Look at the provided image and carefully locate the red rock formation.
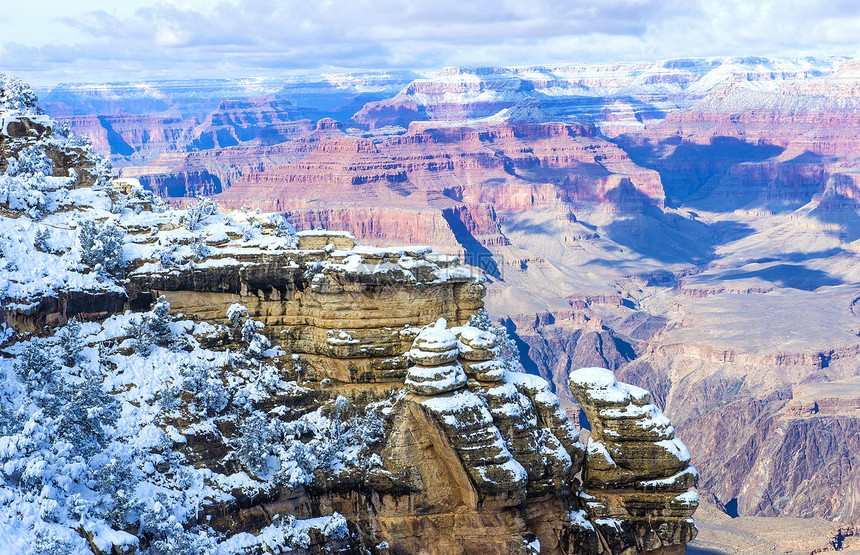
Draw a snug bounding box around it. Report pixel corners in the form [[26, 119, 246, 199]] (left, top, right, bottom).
[[191, 98, 310, 148], [206, 120, 661, 239], [57, 112, 196, 164], [350, 99, 427, 129]]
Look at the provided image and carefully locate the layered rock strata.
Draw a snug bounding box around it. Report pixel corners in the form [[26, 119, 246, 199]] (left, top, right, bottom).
[[570, 368, 699, 555], [125, 229, 698, 553], [405, 319, 468, 394], [127, 231, 484, 384]]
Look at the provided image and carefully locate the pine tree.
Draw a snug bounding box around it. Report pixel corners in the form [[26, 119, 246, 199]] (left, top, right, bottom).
[[14, 341, 60, 399], [181, 363, 229, 416], [124, 315, 156, 355], [78, 219, 125, 272], [147, 296, 173, 344], [93, 455, 141, 528], [467, 308, 493, 330], [57, 317, 84, 366], [182, 195, 217, 231], [124, 296, 174, 354], [467, 309, 521, 371], [5, 145, 53, 177], [0, 73, 42, 115], [226, 303, 270, 358], [55, 369, 120, 457], [269, 214, 298, 248], [236, 413, 273, 477], [33, 228, 51, 252]]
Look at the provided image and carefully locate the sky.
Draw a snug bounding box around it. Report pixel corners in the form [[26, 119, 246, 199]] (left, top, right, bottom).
[[2, 0, 860, 86]]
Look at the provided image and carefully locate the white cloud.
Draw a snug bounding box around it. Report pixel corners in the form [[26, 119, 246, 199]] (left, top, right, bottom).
[[1, 0, 859, 85]]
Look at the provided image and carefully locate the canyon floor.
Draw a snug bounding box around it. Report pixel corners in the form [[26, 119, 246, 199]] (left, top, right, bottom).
[[689, 494, 860, 555]]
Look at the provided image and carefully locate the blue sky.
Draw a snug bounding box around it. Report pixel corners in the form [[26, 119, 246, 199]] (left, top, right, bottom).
[[3, 0, 860, 86]]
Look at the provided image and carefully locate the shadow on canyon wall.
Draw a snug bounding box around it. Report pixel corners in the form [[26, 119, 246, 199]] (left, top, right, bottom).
[[441, 208, 501, 278], [598, 184, 756, 264], [616, 135, 788, 207], [712, 263, 843, 291]]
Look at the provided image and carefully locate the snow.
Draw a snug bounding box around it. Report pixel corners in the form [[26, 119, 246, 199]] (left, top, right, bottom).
[[569, 367, 640, 405], [675, 491, 700, 506], [570, 367, 617, 389], [421, 389, 489, 423], [412, 318, 459, 351], [213, 513, 348, 554], [326, 330, 360, 345], [407, 346, 459, 363], [594, 518, 625, 532], [600, 403, 673, 434], [655, 438, 692, 463], [569, 508, 595, 531], [638, 466, 699, 489], [406, 362, 467, 393], [85, 522, 138, 554], [452, 325, 498, 351]]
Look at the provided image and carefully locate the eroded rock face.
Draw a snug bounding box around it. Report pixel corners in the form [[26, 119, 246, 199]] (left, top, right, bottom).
[[405, 319, 468, 394], [124, 230, 484, 384], [124, 231, 698, 553], [570, 367, 699, 555], [131, 236, 698, 553]]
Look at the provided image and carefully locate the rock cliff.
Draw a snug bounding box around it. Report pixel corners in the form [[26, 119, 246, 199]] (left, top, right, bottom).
[[117, 225, 699, 553]]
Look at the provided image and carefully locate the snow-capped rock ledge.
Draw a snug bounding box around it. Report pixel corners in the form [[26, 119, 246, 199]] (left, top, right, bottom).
[[570, 367, 699, 554]]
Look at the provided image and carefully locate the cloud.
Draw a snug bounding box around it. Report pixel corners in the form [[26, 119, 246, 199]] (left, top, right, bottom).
[[2, 0, 860, 85]]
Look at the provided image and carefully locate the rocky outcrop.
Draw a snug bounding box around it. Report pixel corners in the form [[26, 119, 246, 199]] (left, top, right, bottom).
[[126, 231, 483, 383], [405, 320, 468, 394], [120, 225, 697, 552], [190, 98, 310, 149], [1, 76, 704, 554], [570, 368, 699, 554]]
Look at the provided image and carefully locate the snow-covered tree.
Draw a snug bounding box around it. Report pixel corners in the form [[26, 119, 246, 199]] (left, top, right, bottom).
[[0, 143, 56, 219], [236, 413, 275, 478], [268, 214, 298, 248], [0, 73, 42, 115], [93, 455, 142, 528], [57, 317, 84, 366], [78, 219, 125, 272], [468, 309, 522, 372], [54, 369, 120, 456], [226, 303, 270, 358], [14, 341, 60, 399], [190, 235, 209, 260], [242, 219, 262, 241], [467, 309, 493, 330], [147, 296, 172, 340], [181, 363, 229, 416], [124, 296, 174, 354], [5, 145, 53, 177], [124, 315, 156, 356], [138, 492, 216, 555], [182, 195, 217, 231], [33, 228, 51, 252], [32, 529, 76, 555]]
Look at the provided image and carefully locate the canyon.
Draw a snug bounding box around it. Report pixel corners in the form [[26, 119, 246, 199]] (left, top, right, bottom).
[[34, 57, 860, 552], [0, 103, 701, 553]]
